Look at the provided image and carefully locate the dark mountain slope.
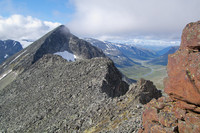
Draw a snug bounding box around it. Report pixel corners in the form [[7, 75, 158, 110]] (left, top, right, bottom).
[[0, 40, 23, 64]]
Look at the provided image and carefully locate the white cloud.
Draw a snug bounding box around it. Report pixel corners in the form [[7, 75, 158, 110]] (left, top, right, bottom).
[[0, 14, 61, 47], [68, 0, 200, 40]]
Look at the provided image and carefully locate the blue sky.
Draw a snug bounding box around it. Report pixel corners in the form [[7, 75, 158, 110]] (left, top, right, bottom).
[[0, 0, 74, 23], [0, 0, 200, 47]]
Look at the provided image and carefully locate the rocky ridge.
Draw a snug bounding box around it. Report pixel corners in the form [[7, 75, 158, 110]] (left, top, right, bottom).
[[0, 54, 162, 132], [0, 25, 162, 132], [139, 21, 200, 133]]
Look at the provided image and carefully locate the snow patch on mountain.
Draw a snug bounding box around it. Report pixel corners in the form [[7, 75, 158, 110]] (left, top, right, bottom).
[[9, 50, 27, 65], [4, 54, 8, 59], [54, 51, 76, 61], [0, 69, 12, 81]]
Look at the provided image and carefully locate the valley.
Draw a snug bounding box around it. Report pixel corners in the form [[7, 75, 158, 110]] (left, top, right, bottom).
[[118, 58, 167, 90]]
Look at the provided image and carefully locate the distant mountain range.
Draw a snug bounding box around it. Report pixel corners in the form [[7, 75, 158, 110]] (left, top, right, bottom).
[[85, 38, 179, 67], [0, 40, 23, 64], [85, 38, 159, 68], [147, 46, 179, 65], [85, 38, 140, 67], [156, 46, 176, 55], [0, 36, 178, 68]]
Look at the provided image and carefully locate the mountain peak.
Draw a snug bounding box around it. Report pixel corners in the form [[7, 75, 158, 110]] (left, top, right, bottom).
[[0, 26, 105, 79], [53, 24, 70, 34]]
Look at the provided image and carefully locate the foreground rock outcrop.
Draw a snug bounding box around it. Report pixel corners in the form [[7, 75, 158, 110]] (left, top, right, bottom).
[[140, 21, 200, 133], [165, 21, 200, 105]]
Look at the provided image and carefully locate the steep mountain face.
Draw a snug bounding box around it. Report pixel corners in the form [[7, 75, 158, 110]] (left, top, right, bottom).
[[0, 40, 23, 64], [139, 21, 200, 133], [147, 46, 179, 65], [85, 38, 140, 67]]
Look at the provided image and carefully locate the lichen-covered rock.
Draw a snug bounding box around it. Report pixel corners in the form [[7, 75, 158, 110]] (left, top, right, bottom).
[[164, 20, 200, 105], [180, 21, 200, 50], [140, 20, 200, 133], [140, 97, 200, 133]]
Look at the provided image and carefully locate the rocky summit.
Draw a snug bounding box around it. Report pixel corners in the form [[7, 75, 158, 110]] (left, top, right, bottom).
[[139, 21, 200, 133], [0, 25, 162, 132]]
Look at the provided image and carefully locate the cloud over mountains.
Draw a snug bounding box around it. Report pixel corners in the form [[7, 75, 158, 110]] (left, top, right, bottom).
[[0, 0, 199, 46], [68, 0, 200, 40], [0, 14, 60, 47]]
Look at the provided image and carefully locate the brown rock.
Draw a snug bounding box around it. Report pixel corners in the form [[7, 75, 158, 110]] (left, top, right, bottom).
[[175, 100, 196, 110], [165, 20, 200, 105], [157, 96, 173, 103], [142, 107, 159, 124], [140, 21, 200, 133], [138, 128, 144, 133], [194, 107, 200, 113], [178, 112, 200, 133], [180, 21, 200, 50], [158, 106, 177, 127], [150, 125, 169, 133], [174, 107, 186, 119]]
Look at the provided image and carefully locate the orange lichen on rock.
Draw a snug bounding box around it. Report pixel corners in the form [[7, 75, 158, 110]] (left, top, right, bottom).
[[165, 21, 200, 105], [140, 21, 200, 133]]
